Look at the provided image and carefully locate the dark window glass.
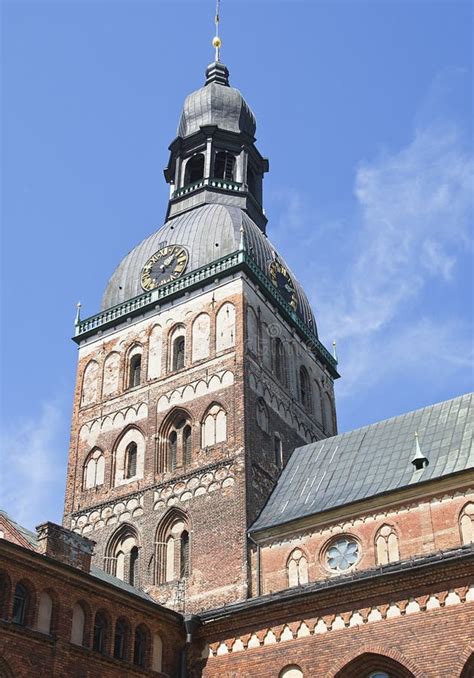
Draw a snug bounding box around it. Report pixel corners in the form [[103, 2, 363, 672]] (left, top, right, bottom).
[[299, 367, 311, 411], [113, 619, 127, 660], [185, 154, 205, 184], [12, 584, 28, 625], [274, 435, 283, 468], [274, 339, 286, 385], [125, 442, 137, 479], [180, 530, 190, 578], [169, 431, 177, 471], [214, 151, 235, 180], [183, 426, 192, 466], [173, 337, 185, 371], [93, 612, 107, 654], [129, 546, 139, 587], [247, 166, 257, 198], [133, 626, 147, 667], [129, 355, 141, 388]]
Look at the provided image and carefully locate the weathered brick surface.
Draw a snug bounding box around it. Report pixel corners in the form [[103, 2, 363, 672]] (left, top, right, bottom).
[[0, 540, 183, 677]]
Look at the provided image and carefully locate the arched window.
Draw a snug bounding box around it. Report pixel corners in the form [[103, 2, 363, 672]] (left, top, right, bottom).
[[216, 302, 236, 352], [460, 502, 474, 544], [201, 404, 227, 447], [287, 549, 309, 587], [36, 591, 53, 634], [256, 398, 269, 434], [12, 583, 29, 626], [184, 153, 205, 184], [129, 354, 142, 388], [274, 339, 287, 386], [214, 151, 235, 180], [192, 313, 211, 362], [125, 442, 138, 479], [83, 449, 105, 489], [71, 603, 86, 646], [113, 427, 145, 486], [103, 351, 120, 397], [93, 611, 108, 654], [172, 337, 186, 372], [81, 360, 99, 406], [134, 624, 148, 667], [274, 434, 283, 468], [155, 510, 191, 584], [148, 324, 162, 379], [261, 322, 272, 369], [375, 525, 400, 565], [246, 306, 259, 355], [113, 618, 129, 660], [152, 634, 163, 672], [299, 366, 312, 411], [183, 425, 192, 466], [158, 410, 193, 472], [105, 524, 140, 584]]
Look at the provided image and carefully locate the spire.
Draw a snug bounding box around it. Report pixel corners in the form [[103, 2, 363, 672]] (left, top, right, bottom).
[[206, 1, 229, 86], [411, 431, 429, 470], [212, 0, 222, 62]]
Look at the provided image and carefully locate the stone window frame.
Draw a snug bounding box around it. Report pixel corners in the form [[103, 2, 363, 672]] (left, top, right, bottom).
[[375, 524, 400, 565], [168, 324, 187, 373], [112, 425, 146, 487], [155, 508, 192, 585], [105, 523, 141, 585], [201, 402, 227, 449], [321, 534, 361, 574], [158, 408, 194, 473], [286, 547, 309, 588], [83, 448, 105, 490], [459, 501, 474, 545], [125, 344, 144, 391], [215, 301, 236, 354]]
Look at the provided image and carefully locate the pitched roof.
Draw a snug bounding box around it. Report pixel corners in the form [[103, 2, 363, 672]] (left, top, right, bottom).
[[251, 393, 474, 532], [0, 510, 38, 548]]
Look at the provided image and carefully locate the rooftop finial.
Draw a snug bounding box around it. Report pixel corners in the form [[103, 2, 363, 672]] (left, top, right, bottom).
[[212, 0, 222, 62], [75, 301, 82, 326], [412, 431, 429, 470], [332, 340, 338, 363]]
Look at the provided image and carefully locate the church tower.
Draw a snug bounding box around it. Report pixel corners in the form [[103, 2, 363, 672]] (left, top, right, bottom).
[[63, 47, 339, 612]]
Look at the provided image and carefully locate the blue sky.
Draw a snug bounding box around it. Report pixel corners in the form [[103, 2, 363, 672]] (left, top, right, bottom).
[[1, 0, 473, 530]]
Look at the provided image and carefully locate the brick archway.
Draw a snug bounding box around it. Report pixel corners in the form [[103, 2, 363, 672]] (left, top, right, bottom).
[[459, 651, 474, 678], [325, 644, 427, 678]]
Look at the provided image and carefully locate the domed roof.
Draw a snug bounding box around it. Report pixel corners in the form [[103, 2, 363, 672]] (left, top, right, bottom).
[[178, 62, 256, 139], [101, 204, 317, 335]]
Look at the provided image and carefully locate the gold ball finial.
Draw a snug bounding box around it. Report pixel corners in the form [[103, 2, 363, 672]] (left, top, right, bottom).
[[212, 36, 222, 49]]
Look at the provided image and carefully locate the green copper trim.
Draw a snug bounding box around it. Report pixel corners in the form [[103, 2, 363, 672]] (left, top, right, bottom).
[[74, 250, 339, 377], [173, 176, 242, 199]]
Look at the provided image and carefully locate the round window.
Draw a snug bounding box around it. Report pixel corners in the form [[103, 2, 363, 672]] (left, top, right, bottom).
[[325, 537, 360, 571]]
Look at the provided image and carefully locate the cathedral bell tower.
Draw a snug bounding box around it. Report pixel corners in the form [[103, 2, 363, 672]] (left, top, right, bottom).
[[63, 44, 339, 612]]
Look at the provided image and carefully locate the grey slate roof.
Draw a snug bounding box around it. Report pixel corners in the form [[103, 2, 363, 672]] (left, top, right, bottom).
[[251, 393, 474, 532], [101, 204, 318, 333], [90, 565, 155, 603], [178, 74, 256, 138]]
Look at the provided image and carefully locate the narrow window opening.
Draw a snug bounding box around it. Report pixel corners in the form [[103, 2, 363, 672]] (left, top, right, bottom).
[[12, 584, 28, 626], [129, 546, 139, 586], [129, 354, 141, 388], [183, 426, 192, 466], [133, 626, 147, 667], [274, 435, 283, 468], [173, 337, 185, 371], [169, 431, 177, 471], [214, 151, 235, 180], [93, 612, 107, 654], [113, 620, 127, 660], [180, 530, 190, 578], [125, 442, 137, 479], [185, 154, 205, 184]]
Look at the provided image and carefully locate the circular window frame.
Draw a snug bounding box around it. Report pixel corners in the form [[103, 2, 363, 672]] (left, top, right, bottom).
[[321, 534, 361, 574]]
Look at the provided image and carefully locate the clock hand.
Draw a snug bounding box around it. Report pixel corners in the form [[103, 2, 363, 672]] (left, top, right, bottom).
[[163, 255, 174, 266]]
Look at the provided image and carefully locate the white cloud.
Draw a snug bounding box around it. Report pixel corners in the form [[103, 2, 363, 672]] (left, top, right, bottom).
[[269, 83, 473, 403], [0, 400, 66, 530]]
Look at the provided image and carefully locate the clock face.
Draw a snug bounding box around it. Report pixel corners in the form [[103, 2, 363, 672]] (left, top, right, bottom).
[[268, 260, 298, 310], [141, 245, 189, 291]]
